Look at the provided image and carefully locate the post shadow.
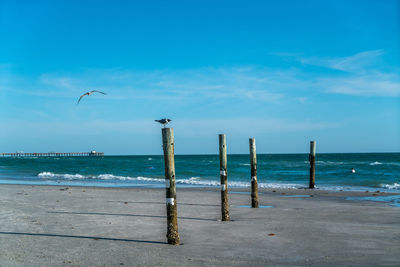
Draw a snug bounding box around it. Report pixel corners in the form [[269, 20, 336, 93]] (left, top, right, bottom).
[[107, 201, 219, 207], [47, 211, 217, 222], [0, 231, 166, 244]]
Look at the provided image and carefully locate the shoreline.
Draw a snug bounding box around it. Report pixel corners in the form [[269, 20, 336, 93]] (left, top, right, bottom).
[[1, 184, 399, 265], [2, 182, 399, 208], [1, 178, 399, 194], [2, 182, 399, 193]]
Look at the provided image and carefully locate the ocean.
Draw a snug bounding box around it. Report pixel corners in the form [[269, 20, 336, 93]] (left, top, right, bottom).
[[0, 153, 399, 192]]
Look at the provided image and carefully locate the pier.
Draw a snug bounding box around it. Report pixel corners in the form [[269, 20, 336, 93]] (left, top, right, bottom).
[[0, 151, 104, 157]]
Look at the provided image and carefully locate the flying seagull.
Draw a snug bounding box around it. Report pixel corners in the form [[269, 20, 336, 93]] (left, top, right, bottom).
[[77, 90, 107, 105], [155, 118, 171, 127]]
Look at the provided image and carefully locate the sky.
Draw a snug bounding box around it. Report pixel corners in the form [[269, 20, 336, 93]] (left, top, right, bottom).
[[0, 0, 399, 155]]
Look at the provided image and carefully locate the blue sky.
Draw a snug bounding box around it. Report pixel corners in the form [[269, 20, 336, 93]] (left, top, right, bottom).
[[0, 0, 399, 154]]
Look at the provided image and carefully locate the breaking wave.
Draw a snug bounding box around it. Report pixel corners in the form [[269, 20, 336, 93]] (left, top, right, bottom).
[[38, 172, 86, 180], [37, 172, 301, 189], [381, 183, 400, 190], [38, 172, 164, 183]]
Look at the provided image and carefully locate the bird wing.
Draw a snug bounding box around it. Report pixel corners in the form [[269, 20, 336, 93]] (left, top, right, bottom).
[[91, 90, 107, 95], [77, 93, 88, 104]]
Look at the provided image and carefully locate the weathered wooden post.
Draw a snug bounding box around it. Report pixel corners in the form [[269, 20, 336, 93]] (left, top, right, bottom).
[[162, 128, 180, 245], [249, 138, 259, 208], [219, 134, 230, 221], [309, 141, 316, 189]]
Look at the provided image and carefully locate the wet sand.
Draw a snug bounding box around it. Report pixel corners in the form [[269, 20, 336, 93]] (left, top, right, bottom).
[[0, 184, 399, 266]]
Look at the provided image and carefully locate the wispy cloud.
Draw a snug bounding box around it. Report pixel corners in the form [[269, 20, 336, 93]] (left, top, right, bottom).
[[2, 50, 399, 104], [322, 73, 400, 97], [273, 49, 400, 97], [4, 67, 292, 103], [40, 75, 76, 90], [299, 49, 385, 72], [296, 96, 308, 104]]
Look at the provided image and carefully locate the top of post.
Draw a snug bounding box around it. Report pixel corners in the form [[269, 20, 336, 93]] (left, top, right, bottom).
[[162, 127, 174, 140], [310, 141, 316, 155]]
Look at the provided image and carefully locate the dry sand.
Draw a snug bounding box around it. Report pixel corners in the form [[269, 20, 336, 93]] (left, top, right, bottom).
[[0, 184, 399, 266]]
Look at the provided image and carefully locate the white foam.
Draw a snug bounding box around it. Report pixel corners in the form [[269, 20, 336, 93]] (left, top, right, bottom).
[[36, 172, 302, 189], [63, 174, 86, 179], [97, 174, 119, 180], [38, 172, 164, 182], [176, 179, 301, 189], [258, 182, 302, 189], [370, 161, 383, 165], [381, 183, 400, 190], [100, 175, 164, 183], [38, 171, 400, 192], [38, 172, 55, 178], [38, 172, 86, 180]]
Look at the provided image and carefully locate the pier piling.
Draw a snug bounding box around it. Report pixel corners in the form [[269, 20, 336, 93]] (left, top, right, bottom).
[[219, 134, 230, 221], [162, 128, 180, 245], [309, 141, 316, 189], [249, 138, 259, 208]]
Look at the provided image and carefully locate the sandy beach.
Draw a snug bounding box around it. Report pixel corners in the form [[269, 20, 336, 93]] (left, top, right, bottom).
[[0, 184, 399, 266]]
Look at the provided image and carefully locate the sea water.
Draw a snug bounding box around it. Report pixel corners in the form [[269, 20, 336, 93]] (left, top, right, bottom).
[[0, 153, 398, 192]]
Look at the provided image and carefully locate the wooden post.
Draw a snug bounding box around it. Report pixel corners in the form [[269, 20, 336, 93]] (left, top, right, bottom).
[[219, 134, 230, 221], [249, 138, 259, 208], [162, 128, 180, 245], [309, 141, 316, 189]]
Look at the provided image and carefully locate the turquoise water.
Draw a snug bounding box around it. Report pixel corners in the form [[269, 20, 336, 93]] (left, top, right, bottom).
[[0, 153, 399, 192], [346, 195, 400, 208]]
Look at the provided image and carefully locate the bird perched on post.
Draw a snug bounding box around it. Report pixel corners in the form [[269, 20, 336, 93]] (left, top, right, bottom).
[[155, 118, 171, 127], [77, 90, 107, 105]]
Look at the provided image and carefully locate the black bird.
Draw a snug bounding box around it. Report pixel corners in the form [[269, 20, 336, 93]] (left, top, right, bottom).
[[155, 118, 171, 127], [77, 90, 107, 105]]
